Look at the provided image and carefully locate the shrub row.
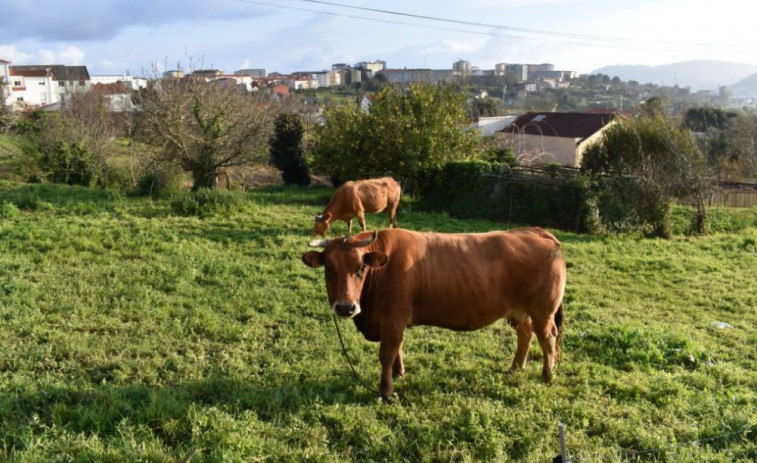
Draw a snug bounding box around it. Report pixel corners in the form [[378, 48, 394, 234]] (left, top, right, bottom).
[[415, 161, 599, 233]]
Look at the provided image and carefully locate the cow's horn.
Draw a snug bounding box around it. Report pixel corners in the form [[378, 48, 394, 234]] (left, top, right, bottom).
[[308, 238, 331, 248], [352, 230, 378, 248]]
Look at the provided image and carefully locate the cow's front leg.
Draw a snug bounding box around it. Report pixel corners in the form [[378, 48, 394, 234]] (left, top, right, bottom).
[[347, 219, 353, 233], [357, 211, 367, 231], [378, 331, 403, 402], [393, 339, 405, 377]]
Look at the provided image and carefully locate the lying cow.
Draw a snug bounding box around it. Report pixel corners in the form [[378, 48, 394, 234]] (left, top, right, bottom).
[[313, 177, 401, 236], [302, 227, 567, 402]]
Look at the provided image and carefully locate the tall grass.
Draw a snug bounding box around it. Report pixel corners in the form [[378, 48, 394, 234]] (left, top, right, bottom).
[[0, 182, 755, 462]]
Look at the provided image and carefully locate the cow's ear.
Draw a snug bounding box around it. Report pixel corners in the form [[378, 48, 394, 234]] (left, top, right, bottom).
[[302, 251, 324, 268], [363, 251, 388, 268]]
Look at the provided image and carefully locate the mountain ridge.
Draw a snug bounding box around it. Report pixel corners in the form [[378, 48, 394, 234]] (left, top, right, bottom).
[[592, 60, 757, 92]]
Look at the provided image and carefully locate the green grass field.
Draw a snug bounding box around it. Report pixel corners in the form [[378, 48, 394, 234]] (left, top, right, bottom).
[[0, 182, 755, 462]]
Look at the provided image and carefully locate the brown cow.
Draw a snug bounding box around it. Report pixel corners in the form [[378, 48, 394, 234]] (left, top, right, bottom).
[[302, 227, 567, 402], [313, 177, 401, 236]]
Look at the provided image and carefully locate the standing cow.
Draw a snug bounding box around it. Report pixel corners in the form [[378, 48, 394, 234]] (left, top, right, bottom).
[[313, 177, 401, 236], [302, 227, 567, 402]]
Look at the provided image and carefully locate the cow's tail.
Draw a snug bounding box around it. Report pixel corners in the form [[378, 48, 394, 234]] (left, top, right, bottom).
[[554, 303, 564, 363]]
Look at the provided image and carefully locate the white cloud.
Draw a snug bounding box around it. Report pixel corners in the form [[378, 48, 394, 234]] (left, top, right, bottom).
[[0, 44, 86, 66], [0, 44, 32, 64], [422, 40, 478, 56], [58, 45, 85, 65], [38, 49, 57, 63], [470, 0, 572, 5]]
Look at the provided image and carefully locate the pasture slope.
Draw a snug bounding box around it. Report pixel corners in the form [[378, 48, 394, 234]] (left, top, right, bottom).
[[0, 182, 755, 462]]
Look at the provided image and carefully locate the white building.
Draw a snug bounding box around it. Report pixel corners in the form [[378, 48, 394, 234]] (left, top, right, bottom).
[[287, 75, 319, 90], [235, 68, 268, 78], [313, 70, 342, 88], [378, 68, 454, 84], [5, 64, 90, 110], [470, 116, 518, 136], [354, 60, 386, 74], [90, 74, 148, 90], [6, 68, 56, 108]]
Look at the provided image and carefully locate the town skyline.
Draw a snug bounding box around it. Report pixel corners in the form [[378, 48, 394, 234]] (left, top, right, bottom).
[[2, 0, 756, 79]]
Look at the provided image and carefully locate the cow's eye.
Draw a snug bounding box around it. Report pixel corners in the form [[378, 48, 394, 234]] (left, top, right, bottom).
[[356, 265, 366, 280]]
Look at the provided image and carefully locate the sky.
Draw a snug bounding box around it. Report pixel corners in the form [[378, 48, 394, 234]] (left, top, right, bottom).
[[2, 0, 756, 78]]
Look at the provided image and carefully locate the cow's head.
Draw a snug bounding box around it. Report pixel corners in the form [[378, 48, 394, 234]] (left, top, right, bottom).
[[312, 213, 332, 236], [302, 230, 388, 318]]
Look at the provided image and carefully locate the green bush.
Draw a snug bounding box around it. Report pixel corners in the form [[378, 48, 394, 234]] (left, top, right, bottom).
[[416, 160, 598, 233], [134, 166, 185, 198], [170, 188, 244, 217]]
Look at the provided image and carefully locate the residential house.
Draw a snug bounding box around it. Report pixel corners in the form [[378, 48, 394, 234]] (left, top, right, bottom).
[[6, 64, 90, 110], [498, 111, 620, 167], [6, 67, 55, 108], [270, 83, 289, 98], [89, 82, 134, 112], [287, 74, 319, 90], [359, 94, 374, 112]]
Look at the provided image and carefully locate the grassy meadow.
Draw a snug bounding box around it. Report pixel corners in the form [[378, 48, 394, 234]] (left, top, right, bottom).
[[0, 181, 756, 462]]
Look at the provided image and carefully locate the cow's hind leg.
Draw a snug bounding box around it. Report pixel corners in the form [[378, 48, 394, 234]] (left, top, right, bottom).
[[508, 316, 534, 372], [357, 211, 367, 231], [532, 317, 558, 383], [387, 203, 399, 228]]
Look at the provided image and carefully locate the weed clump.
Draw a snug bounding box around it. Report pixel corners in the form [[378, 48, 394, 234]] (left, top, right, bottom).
[[170, 188, 244, 217]]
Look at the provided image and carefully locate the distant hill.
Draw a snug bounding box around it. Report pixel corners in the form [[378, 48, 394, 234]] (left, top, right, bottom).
[[730, 73, 757, 96], [592, 60, 757, 91]]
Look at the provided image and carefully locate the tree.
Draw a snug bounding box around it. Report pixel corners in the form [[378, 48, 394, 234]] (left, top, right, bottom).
[[67, 90, 118, 162], [311, 83, 482, 185], [640, 96, 666, 118], [682, 107, 736, 133], [25, 112, 107, 186], [469, 97, 505, 118], [683, 107, 740, 182], [269, 112, 311, 185], [725, 114, 757, 180], [582, 115, 712, 236], [136, 77, 278, 190]]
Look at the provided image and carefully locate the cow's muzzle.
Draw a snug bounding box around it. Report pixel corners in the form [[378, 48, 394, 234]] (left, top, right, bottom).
[[333, 301, 361, 318]]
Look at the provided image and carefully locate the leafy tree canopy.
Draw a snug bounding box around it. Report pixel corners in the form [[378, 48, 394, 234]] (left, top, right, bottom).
[[582, 115, 712, 236], [311, 83, 482, 184]]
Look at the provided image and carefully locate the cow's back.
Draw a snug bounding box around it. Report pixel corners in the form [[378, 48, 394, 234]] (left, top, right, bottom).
[[365, 228, 565, 331], [354, 177, 399, 213]]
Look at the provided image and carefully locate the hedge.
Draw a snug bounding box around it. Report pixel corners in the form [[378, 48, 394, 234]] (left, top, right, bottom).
[[415, 161, 599, 233]]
